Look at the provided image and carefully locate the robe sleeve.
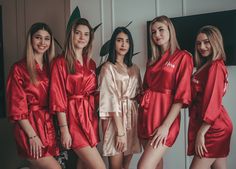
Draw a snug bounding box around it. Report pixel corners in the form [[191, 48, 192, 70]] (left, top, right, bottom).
[[49, 58, 68, 114], [6, 64, 28, 122], [99, 63, 121, 118], [174, 52, 193, 107], [202, 61, 226, 124]]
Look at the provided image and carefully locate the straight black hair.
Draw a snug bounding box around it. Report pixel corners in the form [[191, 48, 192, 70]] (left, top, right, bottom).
[[107, 27, 134, 67]]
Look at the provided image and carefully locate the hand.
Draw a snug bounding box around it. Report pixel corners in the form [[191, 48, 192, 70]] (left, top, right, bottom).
[[115, 133, 126, 152], [60, 128, 72, 150], [195, 132, 208, 158], [150, 125, 169, 148], [29, 135, 45, 159]]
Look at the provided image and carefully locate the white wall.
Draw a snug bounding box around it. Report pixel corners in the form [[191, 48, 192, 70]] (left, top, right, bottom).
[[72, 0, 236, 169]]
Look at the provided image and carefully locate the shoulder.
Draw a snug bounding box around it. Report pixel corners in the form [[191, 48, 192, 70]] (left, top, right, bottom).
[[178, 49, 192, 59], [51, 55, 66, 68], [99, 61, 115, 76], [209, 59, 227, 74], [10, 58, 27, 75], [101, 61, 114, 71], [175, 49, 193, 65], [52, 55, 66, 64]]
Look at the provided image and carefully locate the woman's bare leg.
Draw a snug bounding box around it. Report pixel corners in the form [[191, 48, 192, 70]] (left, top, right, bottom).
[[211, 157, 227, 169], [28, 156, 61, 169], [190, 156, 215, 169], [74, 146, 106, 169]]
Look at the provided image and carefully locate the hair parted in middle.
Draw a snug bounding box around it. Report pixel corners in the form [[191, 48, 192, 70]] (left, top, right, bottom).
[[107, 26, 134, 67], [194, 25, 226, 69], [25, 22, 55, 84], [149, 15, 180, 65], [64, 18, 94, 74]]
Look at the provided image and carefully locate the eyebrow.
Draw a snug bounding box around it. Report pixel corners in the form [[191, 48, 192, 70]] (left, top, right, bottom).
[[75, 29, 89, 33], [197, 39, 209, 42], [34, 34, 50, 37]]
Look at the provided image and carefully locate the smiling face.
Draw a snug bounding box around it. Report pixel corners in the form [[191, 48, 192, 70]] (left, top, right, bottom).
[[73, 24, 90, 50], [115, 32, 130, 58], [196, 33, 213, 58], [31, 29, 51, 55], [151, 21, 170, 51]]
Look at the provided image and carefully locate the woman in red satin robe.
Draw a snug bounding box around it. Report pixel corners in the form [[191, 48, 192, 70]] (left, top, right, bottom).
[[187, 26, 233, 169], [137, 16, 193, 169], [50, 18, 106, 169], [6, 23, 61, 169]]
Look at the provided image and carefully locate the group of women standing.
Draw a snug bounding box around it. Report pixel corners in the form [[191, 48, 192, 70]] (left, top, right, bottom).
[[6, 14, 233, 169]]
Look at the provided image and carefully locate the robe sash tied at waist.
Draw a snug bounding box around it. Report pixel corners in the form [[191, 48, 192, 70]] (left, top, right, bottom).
[[119, 96, 136, 130], [68, 93, 97, 146]]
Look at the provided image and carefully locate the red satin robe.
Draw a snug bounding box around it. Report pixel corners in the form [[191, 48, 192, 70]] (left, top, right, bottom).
[[50, 55, 99, 149], [138, 49, 193, 146], [188, 59, 233, 157], [6, 58, 59, 159]]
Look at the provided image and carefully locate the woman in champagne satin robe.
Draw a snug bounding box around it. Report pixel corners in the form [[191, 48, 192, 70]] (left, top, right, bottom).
[[188, 26, 233, 169], [6, 23, 61, 169], [99, 27, 142, 169], [137, 16, 193, 169], [50, 18, 106, 169]]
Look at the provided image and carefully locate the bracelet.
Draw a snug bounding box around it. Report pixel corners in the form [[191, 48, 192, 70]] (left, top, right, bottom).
[[59, 124, 68, 128], [117, 133, 125, 137], [29, 135, 37, 140]]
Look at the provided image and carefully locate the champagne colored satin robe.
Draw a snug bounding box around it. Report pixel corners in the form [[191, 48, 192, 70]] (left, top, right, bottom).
[[99, 62, 142, 156]]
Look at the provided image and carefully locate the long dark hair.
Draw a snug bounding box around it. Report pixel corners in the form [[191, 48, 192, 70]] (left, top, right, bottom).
[[107, 27, 134, 67], [64, 18, 94, 73]]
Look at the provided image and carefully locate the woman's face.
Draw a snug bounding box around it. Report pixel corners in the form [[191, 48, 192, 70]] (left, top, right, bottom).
[[151, 21, 170, 50], [196, 33, 213, 57], [73, 25, 90, 50], [115, 32, 130, 57], [32, 30, 51, 55]]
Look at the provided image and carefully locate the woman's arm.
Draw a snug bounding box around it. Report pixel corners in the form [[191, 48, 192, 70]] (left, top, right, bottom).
[[57, 112, 72, 150], [18, 119, 45, 159], [195, 122, 211, 158], [113, 115, 126, 152]]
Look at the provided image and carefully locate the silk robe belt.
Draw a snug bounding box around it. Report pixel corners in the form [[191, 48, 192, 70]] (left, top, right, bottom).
[[119, 96, 136, 130], [68, 94, 97, 146], [149, 88, 174, 95], [140, 88, 173, 114]]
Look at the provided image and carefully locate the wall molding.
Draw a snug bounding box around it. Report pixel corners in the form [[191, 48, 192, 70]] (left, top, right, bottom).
[[111, 0, 115, 31], [182, 0, 187, 16]]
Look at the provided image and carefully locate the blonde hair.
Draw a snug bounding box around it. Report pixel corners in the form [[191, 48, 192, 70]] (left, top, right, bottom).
[[149, 15, 180, 65], [64, 18, 94, 74], [25, 23, 55, 84], [195, 25, 226, 69]]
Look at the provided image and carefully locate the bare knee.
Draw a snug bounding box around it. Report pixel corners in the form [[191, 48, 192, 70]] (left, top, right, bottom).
[[29, 156, 61, 169]]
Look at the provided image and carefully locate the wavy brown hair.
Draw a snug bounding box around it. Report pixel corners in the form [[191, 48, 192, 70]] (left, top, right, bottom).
[[64, 18, 94, 74]]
